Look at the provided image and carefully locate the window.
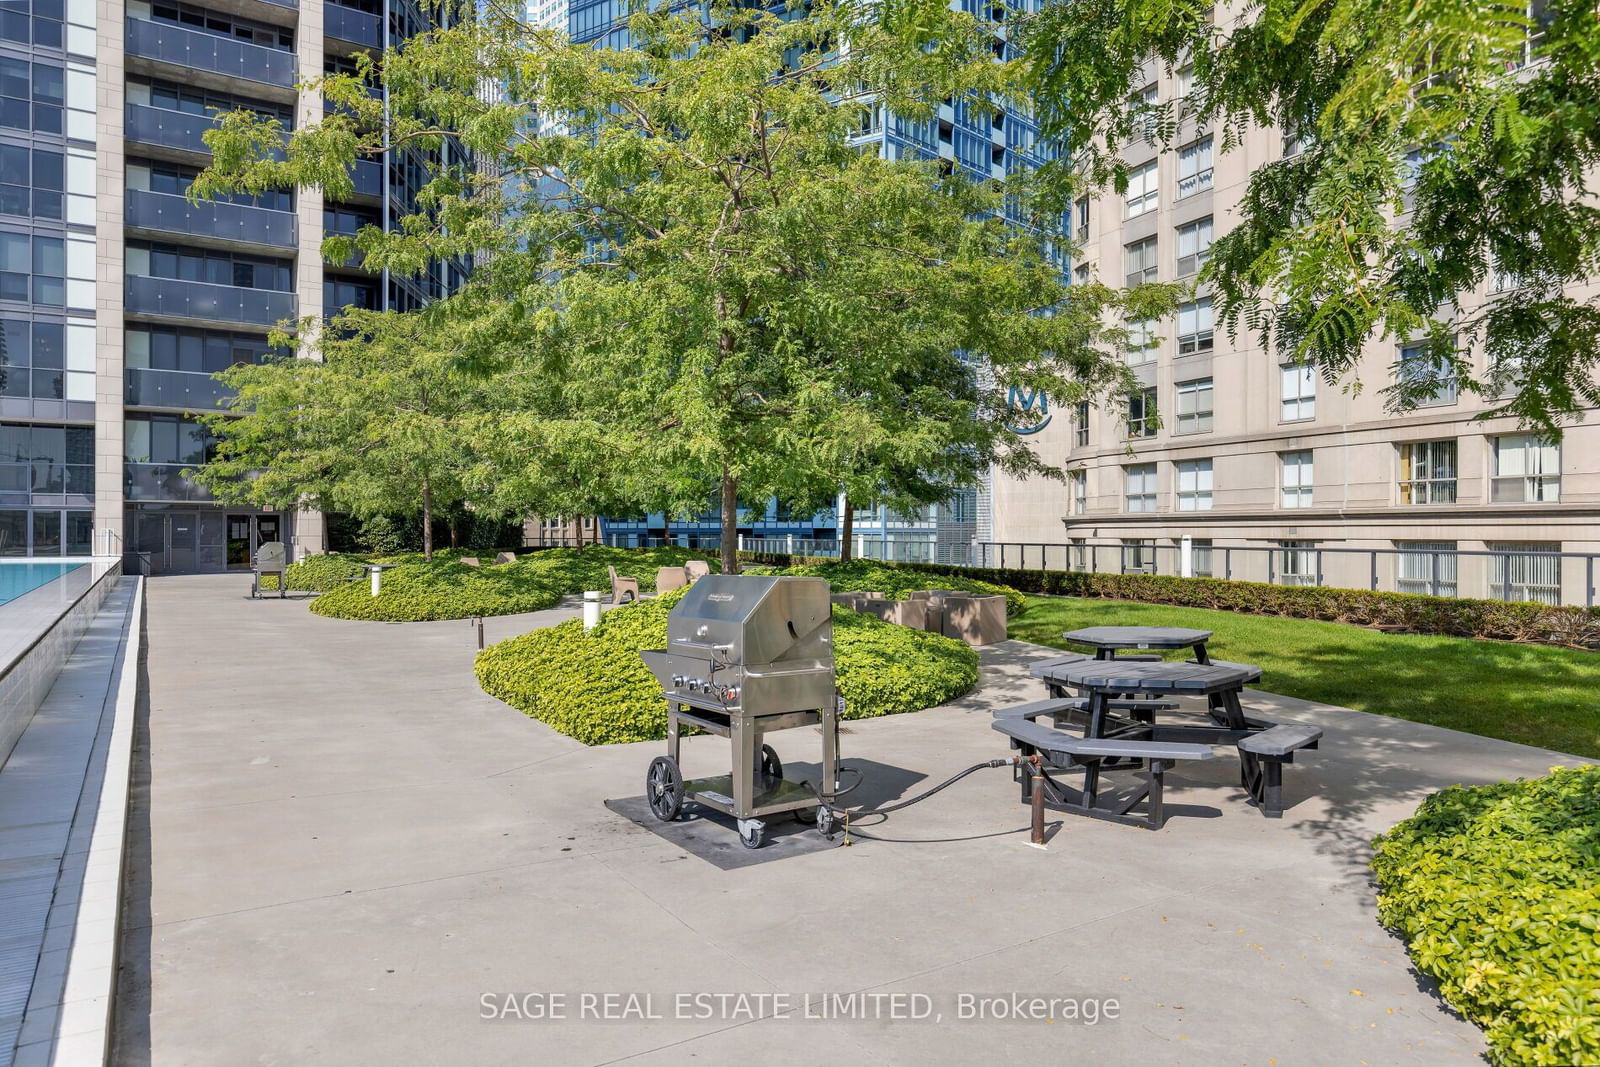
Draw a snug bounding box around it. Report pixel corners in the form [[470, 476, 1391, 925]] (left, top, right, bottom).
[[1176, 458, 1212, 511], [325, 277, 379, 311], [125, 325, 279, 373], [0, 0, 65, 50], [1397, 541, 1458, 597], [1278, 540, 1317, 587], [1280, 450, 1312, 508], [1489, 542, 1559, 604], [1397, 342, 1458, 406], [1175, 377, 1213, 434], [1072, 262, 1090, 286], [1176, 297, 1213, 354], [0, 145, 62, 220], [1177, 135, 1213, 198], [1131, 82, 1158, 139], [126, 241, 293, 291], [1492, 434, 1560, 502], [1069, 537, 1087, 572], [1121, 538, 1156, 574], [1280, 363, 1316, 421], [1189, 537, 1213, 577], [1125, 317, 1157, 366], [0, 58, 62, 134], [0, 318, 92, 401], [1123, 236, 1157, 289], [1124, 463, 1157, 512], [1175, 216, 1212, 276], [1074, 196, 1089, 243], [1175, 63, 1195, 99], [1506, 0, 1553, 70], [145, 1, 295, 50], [1282, 126, 1305, 158], [1067, 469, 1086, 515], [1125, 387, 1157, 439], [1398, 440, 1457, 504], [1072, 400, 1089, 447], [0, 233, 62, 305], [1125, 160, 1157, 218], [0, 422, 93, 500]]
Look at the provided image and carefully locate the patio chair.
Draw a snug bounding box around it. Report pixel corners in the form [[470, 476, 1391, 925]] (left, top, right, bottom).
[[684, 559, 711, 583], [495, 551, 517, 564], [251, 541, 288, 600], [608, 565, 640, 604], [656, 566, 688, 594]]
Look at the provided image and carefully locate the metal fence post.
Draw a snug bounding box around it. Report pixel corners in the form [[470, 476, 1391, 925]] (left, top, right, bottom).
[[1370, 551, 1378, 591], [1224, 548, 1232, 581], [1588, 556, 1594, 608], [1268, 550, 1275, 586], [1430, 551, 1440, 597], [1316, 549, 1323, 588]]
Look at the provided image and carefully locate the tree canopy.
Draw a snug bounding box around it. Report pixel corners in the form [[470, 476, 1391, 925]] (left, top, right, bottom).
[[194, 0, 1172, 570], [1020, 0, 1600, 433]]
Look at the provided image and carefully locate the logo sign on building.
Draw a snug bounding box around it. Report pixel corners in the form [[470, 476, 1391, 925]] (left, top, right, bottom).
[[1006, 385, 1051, 434]]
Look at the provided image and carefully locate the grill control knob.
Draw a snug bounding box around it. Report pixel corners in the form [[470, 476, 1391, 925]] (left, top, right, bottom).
[[671, 675, 685, 687]]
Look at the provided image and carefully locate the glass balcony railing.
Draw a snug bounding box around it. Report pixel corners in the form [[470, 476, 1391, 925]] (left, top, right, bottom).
[[126, 18, 297, 89], [126, 103, 288, 159], [325, 5, 381, 48], [349, 159, 383, 198], [125, 188, 296, 249], [125, 368, 239, 412], [125, 462, 216, 503], [126, 275, 296, 328]]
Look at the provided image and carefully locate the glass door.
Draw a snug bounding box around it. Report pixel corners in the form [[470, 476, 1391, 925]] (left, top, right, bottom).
[[254, 514, 282, 556], [227, 514, 252, 568], [168, 510, 197, 573]]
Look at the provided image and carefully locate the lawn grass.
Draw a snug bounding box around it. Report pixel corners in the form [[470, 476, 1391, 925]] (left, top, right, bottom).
[[1011, 595, 1600, 759]]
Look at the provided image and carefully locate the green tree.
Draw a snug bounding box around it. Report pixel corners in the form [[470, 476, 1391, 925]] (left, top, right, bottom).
[[195, 0, 1168, 572], [192, 310, 492, 560], [1020, 0, 1600, 432]]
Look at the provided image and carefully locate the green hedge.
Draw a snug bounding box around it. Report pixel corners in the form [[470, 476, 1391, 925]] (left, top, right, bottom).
[[305, 545, 719, 622], [741, 558, 1026, 616], [742, 557, 1599, 649], [1372, 766, 1600, 1066], [474, 591, 978, 745], [259, 552, 368, 592]]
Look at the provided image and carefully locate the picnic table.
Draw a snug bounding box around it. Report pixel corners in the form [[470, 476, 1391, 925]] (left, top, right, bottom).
[[998, 637, 1322, 826]]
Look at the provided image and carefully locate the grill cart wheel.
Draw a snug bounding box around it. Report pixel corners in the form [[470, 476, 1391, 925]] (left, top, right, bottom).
[[760, 744, 783, 787], [815, 805, 835, 838], [646, 755, 684, 822], [737, 818, 766, 849]]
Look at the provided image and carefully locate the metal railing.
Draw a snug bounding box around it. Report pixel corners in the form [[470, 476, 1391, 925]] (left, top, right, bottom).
[[125, 275, 296, 328], [125, 188, 296, 249], [126, 17, 297, 88], [325, 4, 381, 48], [125, 368, 237, 411]]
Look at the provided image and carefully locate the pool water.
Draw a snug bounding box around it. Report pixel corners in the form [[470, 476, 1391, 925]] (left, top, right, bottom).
[[0, 562, 85, 606]]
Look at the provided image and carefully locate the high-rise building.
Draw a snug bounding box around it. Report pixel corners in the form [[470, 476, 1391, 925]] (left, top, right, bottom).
[[986, 57, 1600, 604], [0, 0, 465, 573]]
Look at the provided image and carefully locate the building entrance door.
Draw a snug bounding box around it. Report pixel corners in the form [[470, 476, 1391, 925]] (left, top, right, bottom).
[[227, 514, 252, 569], [167, 510, 197, 573]]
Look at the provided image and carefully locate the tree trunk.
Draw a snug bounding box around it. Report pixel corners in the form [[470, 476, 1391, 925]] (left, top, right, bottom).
[[839, 492, 853, 563], [421, 475, 434, 561], [449, 515, 461, 549], [661, 511, 671, 549], [719, 466, 738, 574], [573, 517, 584, 554]]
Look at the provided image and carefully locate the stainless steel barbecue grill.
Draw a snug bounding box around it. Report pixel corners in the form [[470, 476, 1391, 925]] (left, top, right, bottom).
[[640, 574, 840, 848]]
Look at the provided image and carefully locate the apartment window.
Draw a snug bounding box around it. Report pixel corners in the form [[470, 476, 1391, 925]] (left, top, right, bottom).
[[1177, 135, 1213, 198], [126, 241, 293, 291], [1125, 387, 1157, 439], [125, 325, 279, 373], [1282, 125, 1305, 158], [1175, 216, 1212, 276], [0, 58, 62, 134], [1278, 540, 1317, 586], [1280, 450, 1312, 508], [1175, 63, 1195, 99], [1190, 537, 1213, 577], [0, 422, 93, 499], [1175, 377, 1213, 434], [1125, 317, 1157, 366], [1175, 458, 1212, 511], [1491, 434, 1560, 502], [1124, 463, 1157, 512], [1397, 440, 1457, 504], [0, 318, 92, 402], [129, 159, 293, 212], [1488, 542, 1560, 605], [1067, 469, 1086, 515], [1131, 82, 1158, 139], [1506, 0, 1553, 70], [1072, 262, 1090, 285], [1280, 362, 1316, 421], [1124, 236, 1157, 288], [1121, 538, 1156, 574], [0, 0, 64, 50], [124, 414, 215, 465], [1397, 541, 1458, 597], [1072, 399, 1089, 447], [0, 232, 63, 306], [1397, 342, 1458, 407], [1125, 160, 1157, 218], [1176, 297, 1213, 354], [1069, 537, 1087, 572], [145, 1, 295, 49], [1074, 195, 1090, 243], [0, 145, 62, 220], [325, 277, 379, 311]]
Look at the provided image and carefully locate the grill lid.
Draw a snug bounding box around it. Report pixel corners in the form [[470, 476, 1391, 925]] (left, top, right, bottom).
[[668, 574, 832, 667]]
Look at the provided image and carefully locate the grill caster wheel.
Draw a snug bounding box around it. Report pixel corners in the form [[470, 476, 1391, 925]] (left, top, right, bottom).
[[816, 805, 835, 839], [737, 818, 766, 849], [646, 755, 684, 822], [760, 744, 782, 788]]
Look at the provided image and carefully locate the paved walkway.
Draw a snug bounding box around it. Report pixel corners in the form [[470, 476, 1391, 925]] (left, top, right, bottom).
[[115, 575, 1589, 1065]]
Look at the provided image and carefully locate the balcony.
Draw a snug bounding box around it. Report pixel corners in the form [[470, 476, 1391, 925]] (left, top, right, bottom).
[[348, 159, 383, 199], [126, 103, 288, 159], [126, 275, 296, 328], [125, 462, 215, 503], [125, 368, 239, 412], [126, 188, 296, 250], [126, 17, 296, 90], [325, 4, 381, 48]]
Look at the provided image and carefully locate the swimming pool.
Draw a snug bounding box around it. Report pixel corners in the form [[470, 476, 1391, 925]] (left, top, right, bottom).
[[0, 562, 85, 606]]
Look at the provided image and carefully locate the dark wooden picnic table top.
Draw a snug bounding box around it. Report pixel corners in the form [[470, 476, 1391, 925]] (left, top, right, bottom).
[[1061, 625, 1213, 650], [1056, 657, 1261, 696]]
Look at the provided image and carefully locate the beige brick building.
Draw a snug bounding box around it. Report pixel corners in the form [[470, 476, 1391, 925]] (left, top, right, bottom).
[[988, 60, 1600, 606]]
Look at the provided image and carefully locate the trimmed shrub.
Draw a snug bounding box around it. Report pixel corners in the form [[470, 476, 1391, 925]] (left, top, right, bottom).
[[740, 556, 1600, 649], [258, 552, 367, 592], [743, 559, 1026, 616], [1372, 766, 1600, 1066], [474, 592, 978, 745]]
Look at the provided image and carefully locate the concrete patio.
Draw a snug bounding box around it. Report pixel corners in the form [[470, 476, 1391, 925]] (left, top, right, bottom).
[[113, 575, 1590, 1065]]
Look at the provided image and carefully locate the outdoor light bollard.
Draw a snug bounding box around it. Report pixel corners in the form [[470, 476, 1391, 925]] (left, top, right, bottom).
[[582, 590, 602, 631], [370, 566, 382, 597], [1180, 535, 1194, 579]]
